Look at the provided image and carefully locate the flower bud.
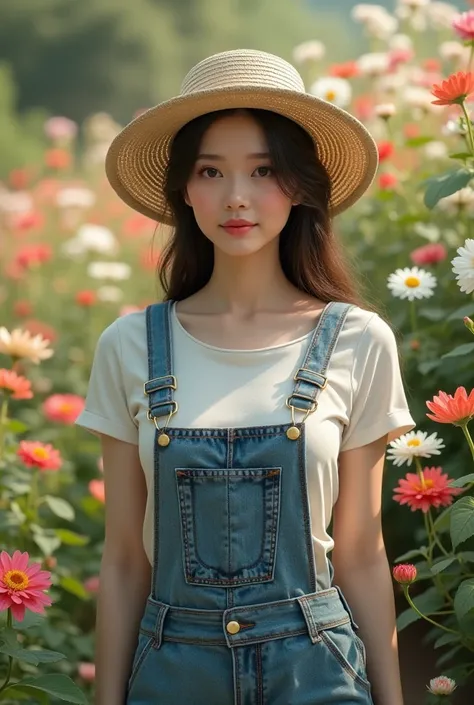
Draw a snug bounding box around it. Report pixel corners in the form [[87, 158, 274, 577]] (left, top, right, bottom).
[[464, 316, 474, 334], [392, 563, 417, 585], [427, 675, 456, 696]]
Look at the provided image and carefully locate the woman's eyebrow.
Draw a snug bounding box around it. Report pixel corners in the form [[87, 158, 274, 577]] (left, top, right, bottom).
[[196, 152, 271, 160]]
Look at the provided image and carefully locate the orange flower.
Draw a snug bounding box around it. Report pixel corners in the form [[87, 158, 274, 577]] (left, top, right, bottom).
[[0, 369, 33, 399], [89, 479, 105, 503], [13, 300, 34, 318], [44, 148, 72, 170], [393, 467, 462, 513], [426, 387, 474, 425], [17, 441, 62, 471], [431, 71, 474, 106], [42, 394, 85, 424], [75, 290, 97, 307], [329, 61, 359, 79]]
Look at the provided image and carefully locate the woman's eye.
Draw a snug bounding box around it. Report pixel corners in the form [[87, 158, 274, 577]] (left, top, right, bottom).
[[200, 167, 221, 178], [254, 166, 273, 177]]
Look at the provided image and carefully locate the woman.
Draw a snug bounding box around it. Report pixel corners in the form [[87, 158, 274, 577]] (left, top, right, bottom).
[[76, 48, 416, 705]]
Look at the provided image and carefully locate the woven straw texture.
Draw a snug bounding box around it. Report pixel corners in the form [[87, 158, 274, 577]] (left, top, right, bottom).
[[106, 50, 379, 224]]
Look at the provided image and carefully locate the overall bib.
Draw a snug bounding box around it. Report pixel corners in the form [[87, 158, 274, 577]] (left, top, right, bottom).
[[126, 300, 374, 705]]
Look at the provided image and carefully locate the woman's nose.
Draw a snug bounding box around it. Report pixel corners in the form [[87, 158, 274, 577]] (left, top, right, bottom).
[[224, 176, 251, 210]]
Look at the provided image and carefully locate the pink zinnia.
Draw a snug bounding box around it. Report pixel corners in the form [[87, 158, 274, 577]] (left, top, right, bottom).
[[410, 243, 447, 266], [0, 368, 33, 399], [392, 564, 417, 585], [393, 467, 462, 513], [89, 479, 105, 503], [426, 386, 474, 425], [427, 675, 457, 696], [17, 440, 62, 471], [452, 10, 474, 41], [42, 394, 85, 424], [0, 550, 52, 621], [78, 662, 96, 681]]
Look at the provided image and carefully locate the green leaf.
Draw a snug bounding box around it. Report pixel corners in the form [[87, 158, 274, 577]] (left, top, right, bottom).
[[418, 307, 447, 322], [4, 675, 88, 704], [433, 506, 453, 534], [451, 497, 474, 548], [417, 360, 440, 376], [55, 528, 89, 546], [450, 473, 474, 488], [59, 576, 89, 599], [449, 152, 473, 160], [423, 168, 473, 209], [43, 495, 75, 521], [434, 631, 461, 648], [2, 685, 49, 703], [394, 548, 427, 562], [0, 643, 65, 665], [454, 578, 474, 623], [431, 557, 456, 575], [396, 587, 444, 632], [5, 419, 29, 434], [406, 136, 435, 147], [0, 628, 19, 650], [442, 342, 474, 358], [447, 303, 474, 321], [458, 551, 474, 563]]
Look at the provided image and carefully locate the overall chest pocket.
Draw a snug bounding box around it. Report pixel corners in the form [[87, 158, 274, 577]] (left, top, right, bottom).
[[175, 467, 282, 586]]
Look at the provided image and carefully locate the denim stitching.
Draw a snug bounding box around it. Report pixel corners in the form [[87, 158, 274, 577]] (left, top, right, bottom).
[[320, 630, 372, 692], [256, 643, 264, 705], [127, 636, 154, 689]]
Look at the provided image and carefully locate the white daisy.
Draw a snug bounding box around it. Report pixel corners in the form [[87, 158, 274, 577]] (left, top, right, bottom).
[[292, 40, 325, 65], [386, 430, 445, 467], [309, 77, 352, 108], [87, 261, 131, 281], [356, 52, 391, 76], [452, 238, 474, 294], [387, 266, 437, 301]]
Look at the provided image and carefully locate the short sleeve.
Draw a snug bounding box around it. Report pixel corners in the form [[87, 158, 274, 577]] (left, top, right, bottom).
[[75, 320, 138, 444], [340, 314, 416, 451]]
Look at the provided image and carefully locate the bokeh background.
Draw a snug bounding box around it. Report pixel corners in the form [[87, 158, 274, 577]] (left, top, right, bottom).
[[1, 1, 474, 704]]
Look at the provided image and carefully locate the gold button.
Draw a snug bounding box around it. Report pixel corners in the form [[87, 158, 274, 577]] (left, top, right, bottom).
[[286, 426, 300, 440], [226, 620, 241, 635]]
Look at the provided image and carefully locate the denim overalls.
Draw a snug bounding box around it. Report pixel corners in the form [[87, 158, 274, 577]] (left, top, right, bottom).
[[126, 300, 374, 704]]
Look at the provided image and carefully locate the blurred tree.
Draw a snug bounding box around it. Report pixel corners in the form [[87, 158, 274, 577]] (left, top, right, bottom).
[[0, 0, 354, 124]]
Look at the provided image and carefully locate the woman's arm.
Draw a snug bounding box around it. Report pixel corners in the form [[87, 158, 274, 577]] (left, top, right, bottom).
[[333, 434, 404, 705], [94, 434, 151, 705]]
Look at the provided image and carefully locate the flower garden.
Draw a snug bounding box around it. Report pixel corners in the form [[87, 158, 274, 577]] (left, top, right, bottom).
[[1, 2, 474, 703]]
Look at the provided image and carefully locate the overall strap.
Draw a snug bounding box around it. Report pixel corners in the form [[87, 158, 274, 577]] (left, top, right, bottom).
[[287, 302, 353, 418], [143, 301, 177, 425]]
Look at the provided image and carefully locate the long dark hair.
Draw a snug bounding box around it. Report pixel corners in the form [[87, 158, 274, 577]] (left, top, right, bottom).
[[158, 108, 381, 315]]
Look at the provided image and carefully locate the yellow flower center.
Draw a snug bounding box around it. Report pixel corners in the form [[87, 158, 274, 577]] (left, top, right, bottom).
[[32, 447, 48, 460], [407, 439, 421, 447], [325, 90, 337, 101], [4, 569, 29, 591], [405, 276, 421, 288], [60, 403, 73, 413]]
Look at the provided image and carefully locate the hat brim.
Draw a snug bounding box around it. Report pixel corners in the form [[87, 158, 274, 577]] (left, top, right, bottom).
[[105, 86, 379, 224]]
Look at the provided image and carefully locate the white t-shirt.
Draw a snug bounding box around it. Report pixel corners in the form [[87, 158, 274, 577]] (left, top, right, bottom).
[[75, 302, 416, 589]]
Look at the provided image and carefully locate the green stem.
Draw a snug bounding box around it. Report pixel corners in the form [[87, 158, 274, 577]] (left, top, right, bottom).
[[467, 42, 474, 73], [0, 610, 13, 694], [460, 423, 474, 464], [410, 299, 417, 336], [403, 587, 458, 634], [427, 508, 451, 560], [0, 396, 9, 464], [460, 100, 474, 156]]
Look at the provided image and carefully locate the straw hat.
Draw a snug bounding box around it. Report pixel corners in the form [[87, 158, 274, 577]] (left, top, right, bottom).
[[106, 49, 378, 224]]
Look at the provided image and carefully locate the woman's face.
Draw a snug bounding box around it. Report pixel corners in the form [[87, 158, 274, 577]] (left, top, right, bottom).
[[185, 112, 295, 257]]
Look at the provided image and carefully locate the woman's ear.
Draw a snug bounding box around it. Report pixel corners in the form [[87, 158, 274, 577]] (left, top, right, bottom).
[[183, 189, 191, 207]]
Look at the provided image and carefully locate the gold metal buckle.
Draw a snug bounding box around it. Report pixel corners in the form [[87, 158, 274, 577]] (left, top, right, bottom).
[[147, 401, 178, 421], [147, 401, 179, 448], [293, 368, 328, 389], [143, 375, 177, 396]]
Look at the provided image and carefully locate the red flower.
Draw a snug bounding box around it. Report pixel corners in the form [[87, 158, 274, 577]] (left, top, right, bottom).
[[431, 71, 474, 106], [392, 564, 417, 585], [44, 148, 72, 170], [8, 168, 32, 191], [410, 243, 447, 266], [329, 61, 359, 79], [13, 300, 33, 318], [22, 320, 57, 344], [377, 141, 394, 161], [426, 386, 474, 425], [17, 441, 62, 472], [9, 211, 45, 234], [15, 244, 52, 270], [393, 467, 462, 513], [75, 290, 97, 307], [379, 173, 397, 190], [42, 394, 85, 424], [0, 369, 33, 399]]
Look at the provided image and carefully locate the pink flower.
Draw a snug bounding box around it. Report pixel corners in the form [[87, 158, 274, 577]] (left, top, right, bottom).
[[89, 479, 105, 503], [410, 243, 447, 266], [44, 117, 78, 142], [379, 173, 397, 190], [392, 564, 417, 585], [78, 662, 96, 681], [427, 675, 456, 696], [17, 441, 62, 472], [452, 11, 474, 41], [0, 550, 52, 622], [42, 394, 85, 424], [0, 369, 33, 399], [84, 575, 100, 594], [393, 467, 462, 513], [426, 387, 474, 425]]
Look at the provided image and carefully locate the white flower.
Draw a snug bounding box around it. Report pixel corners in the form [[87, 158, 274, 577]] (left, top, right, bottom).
[[0, 190, 33, 215], [437, 188, 474, 215], [386, 430, 445, 468], [426, 2, 458, 30], [309, 77, 352, 107], [87, 261, 131, 281], [427, 676, 456, 696], [351, 5, 398, 39], [388, 33, 413, 51], [56, 187, 96, 209], [452, 238, 474, 294], [61, 238, 88, 259], [423, 141, 448, 160], [292, 40, 325, 65], [402, 86, 434, 110], [413, 222, 440, 242], [374, 103, 396, 118], [387, 266, 437, 301], [439, 40, 468, 61], [77, 224, 119, 255], [356, 52, 391, 76], [441, 118, 466, 136], [97, 285, 124, 302], [0, 327, 54, 364]]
